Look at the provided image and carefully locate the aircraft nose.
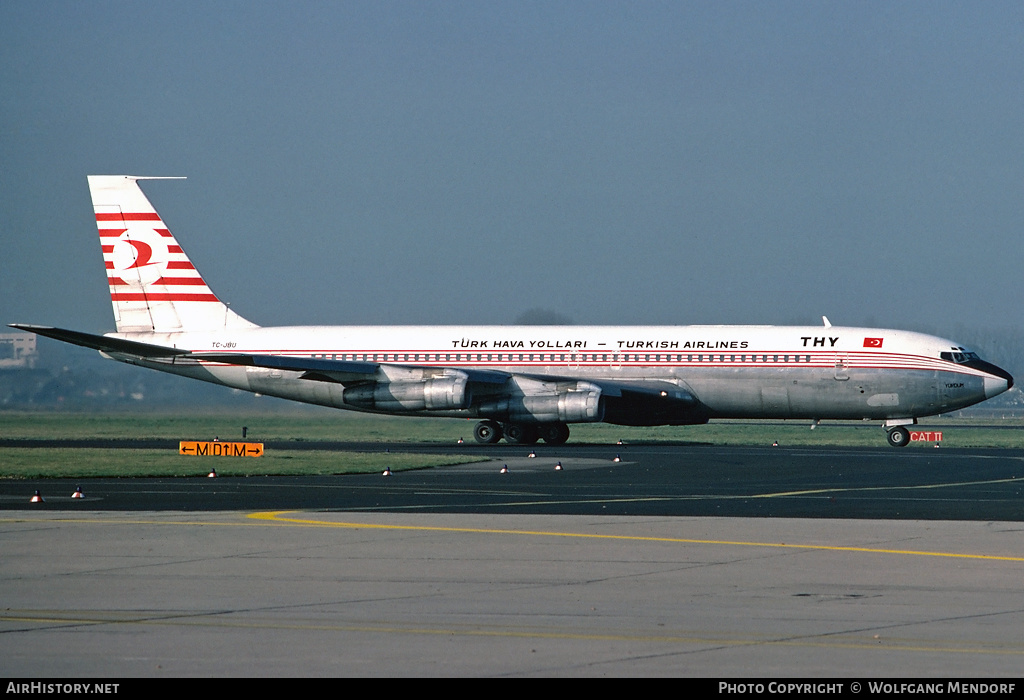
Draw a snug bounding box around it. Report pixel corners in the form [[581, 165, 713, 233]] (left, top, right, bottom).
[[966, 358, 1013, 398], [983, 366, 1013, 398]]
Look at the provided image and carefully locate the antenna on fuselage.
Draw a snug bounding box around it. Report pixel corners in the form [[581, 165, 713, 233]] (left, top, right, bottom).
[[822, 316, 832, 328]]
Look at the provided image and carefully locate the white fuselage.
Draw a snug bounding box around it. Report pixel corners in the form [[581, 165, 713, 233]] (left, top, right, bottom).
[[115, 323, 1007, 424]]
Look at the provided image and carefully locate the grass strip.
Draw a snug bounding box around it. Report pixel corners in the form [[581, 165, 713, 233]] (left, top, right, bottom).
[[0, 447, 483, 479], [0, 411, 1020, 449]]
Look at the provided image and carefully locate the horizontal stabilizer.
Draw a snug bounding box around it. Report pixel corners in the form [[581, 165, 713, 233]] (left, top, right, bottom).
[[8, 324, 188, 358]]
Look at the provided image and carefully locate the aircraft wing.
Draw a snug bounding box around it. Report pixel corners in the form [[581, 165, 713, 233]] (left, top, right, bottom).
[[185, 353, 704, 424], [190, 352, 380, 379], [188, 353, 702, 420], [191, 352, 512, 385], [10, 324, 703, 422]]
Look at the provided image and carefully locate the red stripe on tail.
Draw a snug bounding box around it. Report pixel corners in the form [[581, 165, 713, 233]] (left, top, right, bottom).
[[95, 213, 161, 221], [109, 293, 220, 302]]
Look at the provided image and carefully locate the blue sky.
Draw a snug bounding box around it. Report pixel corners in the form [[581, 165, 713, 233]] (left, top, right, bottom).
[[3, 1, 1023, 336]]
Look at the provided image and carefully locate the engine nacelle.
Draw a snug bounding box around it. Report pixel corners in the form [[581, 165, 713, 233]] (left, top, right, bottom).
[[344, 373, 471, 411], [478, 384, 604, 424]]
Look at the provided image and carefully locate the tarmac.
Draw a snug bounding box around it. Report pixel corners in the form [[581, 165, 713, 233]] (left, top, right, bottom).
[[2, 444, 1023, 677]]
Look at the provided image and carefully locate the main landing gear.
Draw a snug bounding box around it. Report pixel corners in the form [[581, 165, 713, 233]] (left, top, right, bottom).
[[473, 420, 570, 445], [473, 420, 502, 444]]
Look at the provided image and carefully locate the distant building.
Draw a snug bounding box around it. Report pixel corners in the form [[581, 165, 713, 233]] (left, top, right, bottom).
[[0, 333, 38, 370]]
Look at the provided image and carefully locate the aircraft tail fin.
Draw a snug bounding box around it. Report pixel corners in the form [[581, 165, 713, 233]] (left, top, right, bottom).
[[88, 176, 258, 334]]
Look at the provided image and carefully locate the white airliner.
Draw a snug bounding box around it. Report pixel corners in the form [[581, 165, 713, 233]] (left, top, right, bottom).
[[12, 176, 1014, 447]]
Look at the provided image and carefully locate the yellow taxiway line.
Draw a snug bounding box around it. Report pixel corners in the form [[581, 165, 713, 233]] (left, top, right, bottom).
[[247, 511, 1024, 562], [2, 511, 1021, 562]]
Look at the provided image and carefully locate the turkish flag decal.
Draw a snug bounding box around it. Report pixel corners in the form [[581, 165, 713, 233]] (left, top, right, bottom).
[[863, 338, 883, 348]]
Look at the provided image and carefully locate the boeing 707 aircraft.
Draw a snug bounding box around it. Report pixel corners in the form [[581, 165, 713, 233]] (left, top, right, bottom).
[[12, 176, 1014, 447]]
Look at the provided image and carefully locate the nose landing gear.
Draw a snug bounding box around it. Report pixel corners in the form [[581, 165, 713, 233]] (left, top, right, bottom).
[[886, 425, 910, 447]]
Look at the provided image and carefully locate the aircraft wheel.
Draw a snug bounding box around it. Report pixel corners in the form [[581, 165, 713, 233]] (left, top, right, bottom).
[[539, 423, 570, 445], [886, 426, 910, 448], [474, 420, 503, 444], [504, 423, 539, 445]]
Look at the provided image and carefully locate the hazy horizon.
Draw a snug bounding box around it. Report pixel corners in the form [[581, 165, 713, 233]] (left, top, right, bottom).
[[4, 2, 1022, 340]]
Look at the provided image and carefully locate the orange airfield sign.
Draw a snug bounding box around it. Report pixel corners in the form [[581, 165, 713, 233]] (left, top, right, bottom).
[[179, 441, 264, 457]]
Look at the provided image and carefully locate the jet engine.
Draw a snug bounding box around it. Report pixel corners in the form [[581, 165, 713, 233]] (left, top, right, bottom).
[[478, 383, 604, 423], [344, 372, 471, 411]]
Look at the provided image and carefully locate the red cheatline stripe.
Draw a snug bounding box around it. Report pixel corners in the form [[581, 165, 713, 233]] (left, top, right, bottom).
[[98, 229, 128, 237], [109, 293, 220, 302], [105, 261, 114, 269], [168, 245, 183, 253], [165, 261, 195, 269], [101, 245, 114, 253], [155, 229, 173, 237], [95, 213, 161, 221]]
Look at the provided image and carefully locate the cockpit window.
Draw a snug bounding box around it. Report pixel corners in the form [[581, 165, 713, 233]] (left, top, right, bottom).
[[941, 351, 980, 364]]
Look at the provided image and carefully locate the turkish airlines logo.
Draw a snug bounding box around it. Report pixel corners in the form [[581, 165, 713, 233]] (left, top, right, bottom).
[[110, 229, 167, 287], [863, 338, 884, 348]]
